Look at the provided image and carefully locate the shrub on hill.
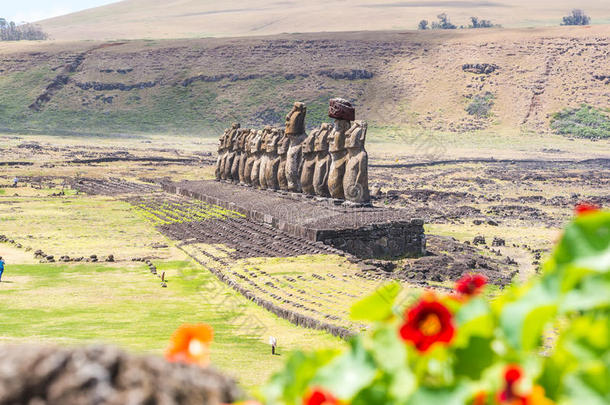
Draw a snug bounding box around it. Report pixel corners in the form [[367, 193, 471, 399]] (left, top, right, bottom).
[[466, 92, 495, 118], [417, 20, 429, 30], [0, 18, 47, 41], [431, 13, 457, 30], [550, 104, 610, 139], [468, 16, 500, 28], [561, 9, 591, 26]]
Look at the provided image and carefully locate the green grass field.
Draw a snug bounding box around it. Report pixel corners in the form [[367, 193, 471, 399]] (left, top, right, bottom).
[[0, 188, 346, 391]]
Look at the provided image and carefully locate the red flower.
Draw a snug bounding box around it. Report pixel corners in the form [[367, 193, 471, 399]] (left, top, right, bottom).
[[399, 294, 456, 352], [575, 202, 600, 216], [497, 365, 527, 405], [165, 323, 214, 367], [303, 388, 340, 405], [455, 274, 488, 296]]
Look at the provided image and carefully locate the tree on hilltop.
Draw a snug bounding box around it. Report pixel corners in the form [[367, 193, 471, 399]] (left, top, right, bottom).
[[431, 13, 457, 29], [0, 17, 48, 41], [561, 9, 591, 26], [418, 20, 429, 30]]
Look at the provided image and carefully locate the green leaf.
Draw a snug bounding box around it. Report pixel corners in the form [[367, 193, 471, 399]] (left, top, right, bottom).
[[312, 337, 378, 400], [263, 349, 339, 405], [406, 384, 470, 405], [369, 324, 407, 372], [454, 297, 494, 347], [553, 211, 610, 274], [454, 336, 496, 379], [500, 280, 558, 350], [561, 273, 610, 312], [351, 282, 401, 321]]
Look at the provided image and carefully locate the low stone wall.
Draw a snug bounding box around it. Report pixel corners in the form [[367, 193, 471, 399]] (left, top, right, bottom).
[[162, 180, 426, 259], [318, 220, 426, 259]]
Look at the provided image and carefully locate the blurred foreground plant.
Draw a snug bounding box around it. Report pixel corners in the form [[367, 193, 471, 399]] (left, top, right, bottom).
[[261, 205, 609, 404]]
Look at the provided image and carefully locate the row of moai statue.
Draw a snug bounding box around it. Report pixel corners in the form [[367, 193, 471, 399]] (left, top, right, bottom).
[[215, 98, 370, 203]]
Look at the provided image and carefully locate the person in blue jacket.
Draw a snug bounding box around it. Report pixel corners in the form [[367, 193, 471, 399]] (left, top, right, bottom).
[[0, 257, 4, 282]]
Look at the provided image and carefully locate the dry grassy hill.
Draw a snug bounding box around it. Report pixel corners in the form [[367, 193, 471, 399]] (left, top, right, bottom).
[[0, 26, 608, 136], [38, 0, 610, 41]]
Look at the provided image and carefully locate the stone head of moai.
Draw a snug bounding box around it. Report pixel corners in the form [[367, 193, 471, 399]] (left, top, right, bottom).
[[314, 123, 332, 152], [226, 123, 240, 148], [261, 125, 273, 149], [346, 120, 367, 150], [232, 129, 242, 151], [251, 129, 263, 153], [302, 127, 319, 154], [277, 130, 289, 155], [218, 128, 230, 151], [285, 102, 307, 136], [266, 128, 282, 153], [237, 129, 249, 151]]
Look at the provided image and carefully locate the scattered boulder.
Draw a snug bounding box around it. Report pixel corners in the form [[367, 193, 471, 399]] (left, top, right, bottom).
[[462, 63, 499, 74], [473, 236, 486, 245], [492, 237, 506, 247]]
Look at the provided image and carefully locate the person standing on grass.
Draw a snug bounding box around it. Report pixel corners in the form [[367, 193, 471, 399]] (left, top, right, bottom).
[[0, 256, 4, 282]]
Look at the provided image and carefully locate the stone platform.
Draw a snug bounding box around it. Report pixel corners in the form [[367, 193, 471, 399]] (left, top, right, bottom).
[[162, 180, 426, 259]]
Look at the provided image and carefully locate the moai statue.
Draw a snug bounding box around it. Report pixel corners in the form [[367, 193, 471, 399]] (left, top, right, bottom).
[[222, 123, 240, 181], [215, 128, 229, 180], [284, 102, 307, 192], [276, 130, 290, 191], [230, 129, 245, 183], [343, 121, 370, 203], [250, 130, 264, 187], [264, 128, 282, 190], [313, 123, 332, 197], [327, 98, 355, 199], [300, 127, 319, 195], [258, 126, 273, 189], [239, 129, 254, 185], [243, 129, 259, 186]]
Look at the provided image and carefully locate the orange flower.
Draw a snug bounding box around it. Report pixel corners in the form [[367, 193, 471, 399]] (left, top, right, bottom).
[[165, 323, 214, 366], [526, 386, 555, 405], [472, 391, 487, 405]]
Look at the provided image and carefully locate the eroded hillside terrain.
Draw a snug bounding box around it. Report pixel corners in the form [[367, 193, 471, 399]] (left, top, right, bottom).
[[0, 27, 608, 135]]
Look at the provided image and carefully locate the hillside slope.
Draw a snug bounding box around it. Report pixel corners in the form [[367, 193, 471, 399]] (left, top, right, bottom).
[[0, 26, 608, 136], [38, 0, 610, 41]]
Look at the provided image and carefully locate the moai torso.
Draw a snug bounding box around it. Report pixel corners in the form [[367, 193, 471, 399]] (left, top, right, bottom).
[[244, 130, 258, 186], [300, 127, 319, 195], [230, 129, 244, 183], [328, 119, 350, 199], [222, 123, 240, 181], [284, 102, 307, 192], [277, 131, 290, 191], [216, 128, 229, 180], [327, 99, 355, 199], [313, 123, 332, 197], [250, 130, 264, 187], [343, 121, 370, 203], [258, 127, 272, 189], [265, 129, 282, 190], [238, 130, 252, 185]]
